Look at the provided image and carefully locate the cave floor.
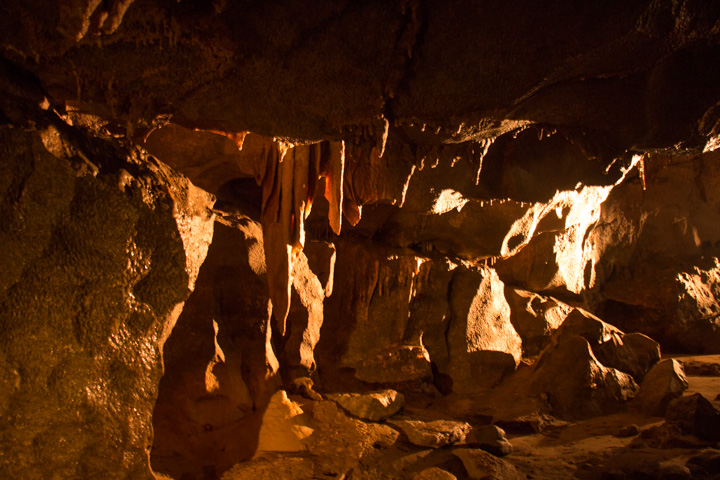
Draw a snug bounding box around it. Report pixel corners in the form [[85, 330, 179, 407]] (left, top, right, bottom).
[[187, 356, 720, 480], [497, 354, 720, 480]]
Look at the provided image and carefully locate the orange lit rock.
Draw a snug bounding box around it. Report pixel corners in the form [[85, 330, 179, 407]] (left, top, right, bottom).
[[635, 359, 689, 417], [255, 390, 313, 454], [0, 123, 214, 480], [530, 335, 638, 419], [326, 390, 405, 422], [448, 267, 522, 392]]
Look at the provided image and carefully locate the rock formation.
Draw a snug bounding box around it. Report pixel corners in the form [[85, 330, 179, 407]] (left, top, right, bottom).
[[2, 1, 720, 479]]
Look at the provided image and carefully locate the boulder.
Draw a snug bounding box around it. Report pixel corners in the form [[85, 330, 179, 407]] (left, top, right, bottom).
[[451, 448, 524, 480], [465, 425, 513, 457], [634, 359, 689, 416], [686, 450, 720, 478], [505, 288, 571, 356], [447, 267, 522, 392], [665, 393, 720, 442], [682, 361, 720, 376], [531, 335, 638, 419], [413, 467, 458, 480], [595, 332, 661, 383], [305, 400, 399, 476], [657, 464, 693, 480], [617, 425, 640, 438], [326, 390, 405, 422], [255, 390, 313, 454], [632, 422, 709, 449], [555, 308, 660, 382], [388, 418, 471, 448]]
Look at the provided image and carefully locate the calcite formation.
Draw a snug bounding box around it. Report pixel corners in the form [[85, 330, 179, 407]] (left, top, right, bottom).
[[2, 1, 720, 479], [0, 120, 214, 479]]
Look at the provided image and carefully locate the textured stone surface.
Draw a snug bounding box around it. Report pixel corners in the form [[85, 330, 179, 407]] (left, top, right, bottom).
[[635, 359, 689, 417], [555, 308, 661, 382], [221, 453, 315, 480], [665, 393, 720, 442], [495, 185, 616, 295], [318, 240, 454, 387], [388, 418, 471, 448], [5, 1, 720, 151], [505, 289, 571, 356], [448, 267, 522, 392], [305, 400, 400, 476], [686, 450, 720, 478], [466, 425, 513, 457], [597, 151, 720, 353], [4, 2, 720, 478], [413, 467, 458, 480], [255, 390, 313, 454], [452, 447, 524, 480], [151, 213, 280, 478], [354, 345, 433, 384], [531, 335, 638, 419], [327, 390, 405, 422], [0, 124, 214, 480]]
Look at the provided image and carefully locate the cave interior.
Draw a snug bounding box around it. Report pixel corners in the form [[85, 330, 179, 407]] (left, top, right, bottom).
[[1, 1, 720, 480]]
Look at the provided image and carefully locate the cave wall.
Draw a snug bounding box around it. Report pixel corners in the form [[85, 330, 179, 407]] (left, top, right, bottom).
[[2, 1, 720, 479], [594, 150, 720, 352], [0, 119, 214, 479]]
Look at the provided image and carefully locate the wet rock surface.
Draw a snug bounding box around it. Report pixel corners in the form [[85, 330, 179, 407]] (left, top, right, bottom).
[[0, 123, 214, 479], [3, 2, 720, 479]]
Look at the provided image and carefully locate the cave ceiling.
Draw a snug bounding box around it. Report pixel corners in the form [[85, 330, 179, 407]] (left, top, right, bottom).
[[2, 0, 720, 154]]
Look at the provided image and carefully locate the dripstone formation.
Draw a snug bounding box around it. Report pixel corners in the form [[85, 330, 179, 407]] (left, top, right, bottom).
[[1, 2, 720, 479]]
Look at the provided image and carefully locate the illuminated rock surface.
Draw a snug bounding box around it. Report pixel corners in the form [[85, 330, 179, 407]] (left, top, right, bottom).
[[2, 1, 720, 479], [0, 123, 214, 479]]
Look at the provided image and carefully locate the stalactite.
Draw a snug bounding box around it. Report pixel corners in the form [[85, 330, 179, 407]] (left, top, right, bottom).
[[261, 143, 292, 337], [324, 141, 345, 234], [340, 141, 363, 226], [377, 117, 389, 158], [473, 137, 495, 185], [260, 140, 350, 336], [291, 146, 310, 249], [638, 154, 647, 191], [306, 143, 321, 218]]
